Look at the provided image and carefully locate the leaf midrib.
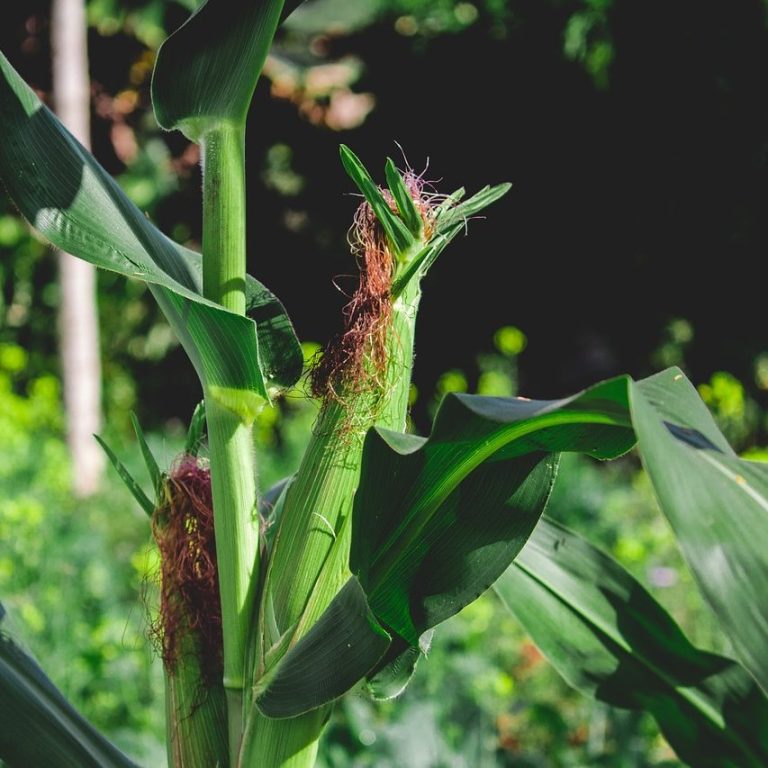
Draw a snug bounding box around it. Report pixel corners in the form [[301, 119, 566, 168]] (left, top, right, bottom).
[[369, 409, 631, 589]]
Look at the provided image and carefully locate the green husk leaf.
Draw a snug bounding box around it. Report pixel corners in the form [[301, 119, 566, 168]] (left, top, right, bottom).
[[352, 376, 635, 645], [0, 606, 139, 767], [0, 51, 302, 410], [94, 435, 154, 517], [254, 577, 391, 718], [339, 144, 413, 255], [434, 182, 512, 234], [496, 517, 768, 767], [385, 157, 422, 236], [185, 401, 206, 456], [631, 368, 768, 695]]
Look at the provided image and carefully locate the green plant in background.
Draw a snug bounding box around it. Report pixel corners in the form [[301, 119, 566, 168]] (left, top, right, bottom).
[[1, 2, 768, 767]]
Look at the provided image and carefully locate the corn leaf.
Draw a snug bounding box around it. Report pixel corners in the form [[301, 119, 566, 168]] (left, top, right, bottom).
[[496, 518, 768, 767], [0, 51, 302, 416], [255, 577, 391, 718], [130, 412, 162, 497], [0, 605, 139, 767], [364, 630, 434, 701], [631, 368, 768, 695], [94, 435, 155, 517], [352, 376, 635, 645], [152, 0, 289, 137]]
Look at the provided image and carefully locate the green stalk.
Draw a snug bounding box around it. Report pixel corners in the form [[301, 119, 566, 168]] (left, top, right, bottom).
[[201, 122, 258, 761], [202, 122, 247, 313]]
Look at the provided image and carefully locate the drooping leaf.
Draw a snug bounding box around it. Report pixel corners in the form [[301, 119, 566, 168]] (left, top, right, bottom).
[[495, 518, 768, 767], [0, 51, 302, 416], [631, 368, 768, 695], [254, 577, 391, 718], [0, 606, 139, 767], [94, 435, 154, 517], [364, 630, 434, 701], [152, 0, 287, 137], [352, 376, 635, 645]]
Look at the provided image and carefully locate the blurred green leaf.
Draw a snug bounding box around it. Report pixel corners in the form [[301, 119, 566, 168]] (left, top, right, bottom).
[[496, 517, 768, 767], [631, 368, 768, 695], [0, 604, 140, 767]]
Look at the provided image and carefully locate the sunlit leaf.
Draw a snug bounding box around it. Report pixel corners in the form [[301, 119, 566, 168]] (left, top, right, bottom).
[[631, 368, 768, 695], [0, 51, 302, 416]]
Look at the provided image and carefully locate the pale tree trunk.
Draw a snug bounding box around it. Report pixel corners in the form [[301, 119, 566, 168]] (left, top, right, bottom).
[[51, 0, 104, 497]]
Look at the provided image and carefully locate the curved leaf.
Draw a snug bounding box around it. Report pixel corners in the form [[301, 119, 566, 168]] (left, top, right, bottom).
[[351, 376, 635, 644], [255, 577, 390, 718], [0, 51, 302, 412], [632, 368, 768, 695], [364, 630, 434, 701], [0, 607, 139, 767], [152, 0, 287, 137], [496, 518, 768, 767]]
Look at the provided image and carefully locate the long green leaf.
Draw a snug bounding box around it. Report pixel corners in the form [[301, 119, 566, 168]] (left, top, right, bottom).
[[352, 376, 635, 644], [495, 518, 768, 767], [152, 0, 287, 137], [94, 435, 154, 517], [254, 577, 391, 718], [631, 368, 768, 694], [130, 412, 162, 497], [0, 606, 139, 767], [0, 51, 302, 417]]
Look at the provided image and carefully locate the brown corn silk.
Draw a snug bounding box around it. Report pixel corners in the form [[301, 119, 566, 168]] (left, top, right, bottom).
[[151, 455, 222, 689], [311, 172, 433, 409]]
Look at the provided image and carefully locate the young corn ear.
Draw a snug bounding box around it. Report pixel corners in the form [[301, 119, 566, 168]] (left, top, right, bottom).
[[152, 456, 228, 768], [240, 149, 509, 762]]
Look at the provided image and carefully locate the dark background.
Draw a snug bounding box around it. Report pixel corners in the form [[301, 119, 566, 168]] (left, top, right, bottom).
[[2, 0, 767, 430]]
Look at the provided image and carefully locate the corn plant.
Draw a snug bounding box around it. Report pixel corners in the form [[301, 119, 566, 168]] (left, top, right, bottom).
[[1, 2, 767, 766]]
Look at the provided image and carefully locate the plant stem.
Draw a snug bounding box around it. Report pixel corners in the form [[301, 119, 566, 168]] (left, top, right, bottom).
[[202, 122, 247, 314], [201, 122, 258, 762]]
